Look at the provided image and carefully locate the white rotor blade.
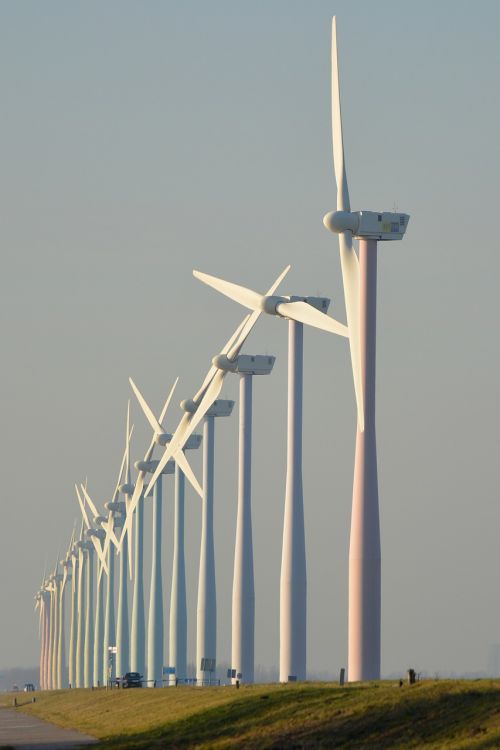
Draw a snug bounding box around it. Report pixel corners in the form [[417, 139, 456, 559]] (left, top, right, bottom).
[[129, 378, 163, 434], [118, 473, 145, 553], [175, 449, 203, 498], [80, 485, 99, 520], [339, 231, 364, 431], [275, 300, 348, 337], [75, 485, 91, 529], [193, 270, 263, 311], [331, 16, 350, 212]]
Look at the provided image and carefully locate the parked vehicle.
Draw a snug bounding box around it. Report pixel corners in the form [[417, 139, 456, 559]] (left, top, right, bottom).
[[121, 672, 143, 688]]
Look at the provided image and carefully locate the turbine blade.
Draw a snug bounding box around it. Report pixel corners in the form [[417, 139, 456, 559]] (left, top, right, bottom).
[[75, 485, 91, 529], [143, 413, 191, 494], [129, 378, 163, 434], [339, 231, 364, 430], [118, 473, 145, 552], [331, 16, 350, 212], [275, 300, 349, 337], [175, 449, 203, 498], [159, 376, 179, 425], [126, 401, 131, 485], [193, 270, 263, 311], [91, 536, 109, 578], [80, 485, 99, 520]]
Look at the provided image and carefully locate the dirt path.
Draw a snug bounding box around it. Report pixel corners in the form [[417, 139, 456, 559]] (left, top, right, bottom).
[[0, 707, 96, 749]]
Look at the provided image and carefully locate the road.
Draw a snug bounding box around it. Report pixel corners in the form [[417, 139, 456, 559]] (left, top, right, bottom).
[[0, 706, 96, 748]]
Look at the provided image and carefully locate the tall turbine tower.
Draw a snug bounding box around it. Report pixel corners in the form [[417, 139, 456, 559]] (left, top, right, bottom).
[[68, 538, 79, 688], [323, 17, 410, 680], [219, 354, 275, 685], [193, 270, 347, 681], [58, 537, 73, 688]]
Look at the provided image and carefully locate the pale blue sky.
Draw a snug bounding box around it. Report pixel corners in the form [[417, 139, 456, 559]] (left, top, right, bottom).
[[0, 0, 499, 677]]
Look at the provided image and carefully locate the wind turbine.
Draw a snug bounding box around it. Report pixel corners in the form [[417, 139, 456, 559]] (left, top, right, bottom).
[[193, 269, 347, 682], [76, 484, 110, 687], [100, 436, 132, 686], [322, 17, 410, 681], [68, 534, 80, 688], [115, 402, 134, 678], [127, 377, 202, 686], [80, 485, 109, 686], [57, 533, 74, 688]]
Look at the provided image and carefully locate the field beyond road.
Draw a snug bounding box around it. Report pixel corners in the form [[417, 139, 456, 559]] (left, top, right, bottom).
[[2, 680, 500, 749]]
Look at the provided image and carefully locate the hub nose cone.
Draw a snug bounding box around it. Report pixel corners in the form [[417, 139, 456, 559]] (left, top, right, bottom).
[[323, 210, 359, 234]]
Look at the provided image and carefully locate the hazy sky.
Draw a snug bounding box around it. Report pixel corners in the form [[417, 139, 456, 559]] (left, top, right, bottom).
[[1, 0, 499, 678]]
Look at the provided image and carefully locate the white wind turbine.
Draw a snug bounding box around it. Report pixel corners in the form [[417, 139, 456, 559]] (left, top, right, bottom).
[[57, 533, 74, 688], [80, 485, 110, 686], [322, 17, 410, 680], [76, 484, 110, 687], [127, 377, 202, 686], [193, 269, 348, 682], [135, 266, 290, 684], [99, 432, 133, 686], [115, 403, 135, 678]]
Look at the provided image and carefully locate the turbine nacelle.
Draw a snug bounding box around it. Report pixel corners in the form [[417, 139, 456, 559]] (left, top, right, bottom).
[[119, 482, 135, 496], [105, 500, 126, 514], [323, 209, 410, 241], [155, 432, 172, 446]]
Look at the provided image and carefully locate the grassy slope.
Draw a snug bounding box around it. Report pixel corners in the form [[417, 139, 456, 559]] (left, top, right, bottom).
[[2, 681, 500, 749]]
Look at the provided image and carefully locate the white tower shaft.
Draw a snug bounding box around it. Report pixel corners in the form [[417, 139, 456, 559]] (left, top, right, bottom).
[[68, 563, 77, 688], [170, 464, 187, 684], [103, 541, 115, 685], [131, 496, 145, 677], [231, 373, 255, 684], [94, 565, 104, 686], [57, 582, 66, 688], [148, 478, 164, 686], [196, 415, 217, 683], [116, 531, 130, 677], [75, 554, 85, 687], [348, 238, 381, 681], [280, 320, 307, 682], [84, 548, 94, 688], [41, 594, 50, 690]]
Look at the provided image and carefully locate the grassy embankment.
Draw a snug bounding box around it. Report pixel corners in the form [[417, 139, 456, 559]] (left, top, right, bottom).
[[2, 680, 500, 749]]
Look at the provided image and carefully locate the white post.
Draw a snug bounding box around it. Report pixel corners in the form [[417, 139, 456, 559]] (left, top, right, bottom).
[[170, 463, 187, 684], [84, 546, 94, 688], [196, 415, 216, 684], [280, 320, 307, 682], [348, 238, 381, 681], [131, 496, 145, 677], [231, 373, 255, 684], [116, 529, 130, 678], [148, 478, 164, 687]]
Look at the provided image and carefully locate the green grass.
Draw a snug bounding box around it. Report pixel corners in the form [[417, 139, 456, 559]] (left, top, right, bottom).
[[2, 680, 500, 749]]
